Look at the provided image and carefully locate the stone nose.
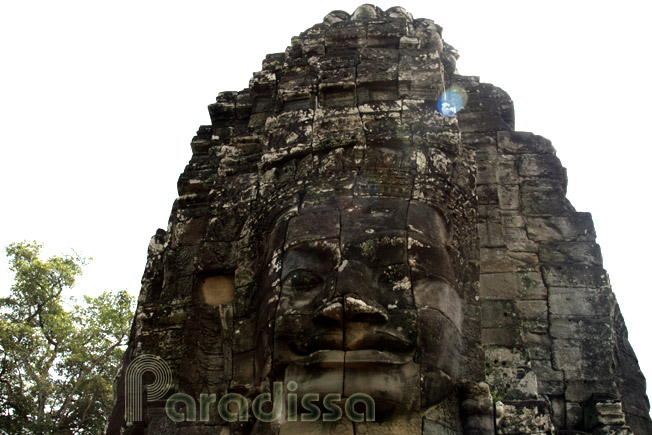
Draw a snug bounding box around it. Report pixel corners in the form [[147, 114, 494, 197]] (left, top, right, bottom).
[[333, 259, 375, 297], [314, 297, 343, 326], [314, 259, 388, 326], [343, 294, 388, 324]]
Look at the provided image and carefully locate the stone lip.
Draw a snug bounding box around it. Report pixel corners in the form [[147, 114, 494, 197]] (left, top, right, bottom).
[[292, 349, 412, 367], [289, 325, 414, 357]]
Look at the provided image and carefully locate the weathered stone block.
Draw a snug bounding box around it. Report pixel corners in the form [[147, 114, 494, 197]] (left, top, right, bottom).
[[496, 185, 519, 210], [357, 80, 400, 103], [173, 216, 208, 246], [496, 155, 520, 185], [319, 65, 356, 84], [480, 272, 520, 299], [324, 20, 365, 51], [478, 204, 501, 220], [523, 332, 552, 361], [539, 241, 603, 266], [358, 48, 399, 82], [456, 110, 513, 134], [565, 379, 619, 403], [543, 266, 610, 288], [503, 227, 537, 252], [552, 338, 583, 377], [481, 328, 518, 346], [529, 360, 564, 395], [554, 339, 617, 381], [549, 315, 613, 340], [196, 241, 236, 271], [485, 348, 539, 400], [521, 182, 574, 216], [497, 131, 555, 154], [525, 213, 596, 242], [477, 184, 498, 205], [474, 144, 498, 184], [517, 154, 566, 178], [549, 287, 614, 316], [501, 212, 525, 228], [517, 272, 547, 300], [516, 300, 547, 322], [367, 20, 407, 47], [482, 300, 516, 328], [319, 82, 356, 107], [480, 248, 540, 273], [463, 132, 496, 148], [479, 221, 504, 248]]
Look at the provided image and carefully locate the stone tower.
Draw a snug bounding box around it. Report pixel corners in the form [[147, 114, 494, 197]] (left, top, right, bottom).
[[107, 5, 652, 434]]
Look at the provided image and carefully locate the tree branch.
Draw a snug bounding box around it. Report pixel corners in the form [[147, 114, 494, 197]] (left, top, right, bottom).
[[80, 396, 93, 426], [55, 334, 126, 421]]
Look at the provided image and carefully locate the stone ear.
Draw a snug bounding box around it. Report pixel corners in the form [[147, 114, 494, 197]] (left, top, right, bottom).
[[435, 210, 453, 245], [407, 201, 452, 245]]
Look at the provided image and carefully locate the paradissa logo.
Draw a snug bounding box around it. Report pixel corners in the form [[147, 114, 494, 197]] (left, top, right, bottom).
[[166, 381, 375, 423], [125, 355, 375, 423]]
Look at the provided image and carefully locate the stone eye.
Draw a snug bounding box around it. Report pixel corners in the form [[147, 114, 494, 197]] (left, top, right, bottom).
[[285, 269, 323, 291]]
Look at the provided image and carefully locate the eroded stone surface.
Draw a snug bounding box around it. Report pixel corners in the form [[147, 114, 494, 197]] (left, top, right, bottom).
[[107, 5, 652, 434]]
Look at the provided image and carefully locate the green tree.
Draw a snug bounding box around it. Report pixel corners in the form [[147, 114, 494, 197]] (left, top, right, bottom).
[[0, 241, 134, 434]]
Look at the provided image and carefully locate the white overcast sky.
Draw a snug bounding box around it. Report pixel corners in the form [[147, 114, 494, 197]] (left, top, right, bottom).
[[1, 0, 651, 407]]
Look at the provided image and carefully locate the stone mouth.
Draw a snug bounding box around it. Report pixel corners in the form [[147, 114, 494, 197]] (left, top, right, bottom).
[[292, 349, 411, 367], [290, 326, 414, 356]]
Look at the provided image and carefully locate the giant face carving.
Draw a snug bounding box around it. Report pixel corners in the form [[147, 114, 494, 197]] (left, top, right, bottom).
[[260, 195, 465, 417]]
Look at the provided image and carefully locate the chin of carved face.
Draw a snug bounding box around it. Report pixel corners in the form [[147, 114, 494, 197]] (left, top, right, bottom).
[[263, 197, 464, 416]]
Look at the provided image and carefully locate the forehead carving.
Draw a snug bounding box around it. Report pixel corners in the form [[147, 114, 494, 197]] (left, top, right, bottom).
[[273, 198, 450, 249], [285, 211, 340, 249]]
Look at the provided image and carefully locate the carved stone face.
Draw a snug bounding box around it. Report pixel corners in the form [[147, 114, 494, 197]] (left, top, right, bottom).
[[263, 197, 464, 415]]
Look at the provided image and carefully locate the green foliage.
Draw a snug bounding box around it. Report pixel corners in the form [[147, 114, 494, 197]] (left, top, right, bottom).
[[0, 241, 135, 434], [491, 390, 505, 402]]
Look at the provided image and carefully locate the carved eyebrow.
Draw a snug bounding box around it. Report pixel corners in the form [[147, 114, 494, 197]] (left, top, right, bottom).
[[284, 239, 340, 255], [284, 212, 341, 249]]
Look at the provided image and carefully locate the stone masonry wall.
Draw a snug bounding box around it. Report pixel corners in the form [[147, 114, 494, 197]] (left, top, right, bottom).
[[456, 74, 652, 433], [108, 5, 652, 434]]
